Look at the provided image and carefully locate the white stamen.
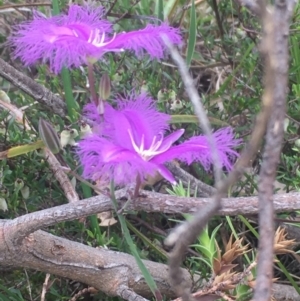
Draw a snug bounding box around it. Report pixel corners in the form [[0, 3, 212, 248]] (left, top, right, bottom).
[[128, 130, 170, 161], [87, 29, 117, 48]]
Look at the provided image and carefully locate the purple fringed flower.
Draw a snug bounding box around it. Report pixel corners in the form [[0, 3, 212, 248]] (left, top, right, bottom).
[[10, 4, 182, 73], [77, 93, 241, 186]]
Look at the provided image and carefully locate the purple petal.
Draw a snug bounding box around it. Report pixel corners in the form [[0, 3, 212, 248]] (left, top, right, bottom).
[[99, 23, 182, 59], [10, 5, 111, 73], [158, 129, 184, 152], [103, 93, 171, 149], [157, 165, 177, 185], [83, 102, 102, 125], [152, 127, 241, 171], [77, 134, 159, 185]]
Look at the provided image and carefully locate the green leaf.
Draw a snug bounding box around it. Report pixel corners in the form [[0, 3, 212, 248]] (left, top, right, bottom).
[[110, 181, 161, 300], [170, 115, 229, 126], [193, 245, 213, 260], [7, 140, 45, 158], [192, 256, 212, 268], [209, 223, 222, 255], [80, 180, 104, 246], [156, 0, 164, 21], [61, 68, 79, 122], [186, 0, 196, 67]]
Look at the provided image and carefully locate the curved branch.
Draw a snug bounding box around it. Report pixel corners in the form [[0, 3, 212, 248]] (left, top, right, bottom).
[[3, 189, 300, 249], [0, 229, 193, 299]]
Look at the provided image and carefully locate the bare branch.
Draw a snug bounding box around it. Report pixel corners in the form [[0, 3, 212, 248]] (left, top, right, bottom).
[[0, 223, 298, 300], [4, 189, 300, 251], [254, 0, 296, 300], [0, 58, 66, 116], [43, 149, 79, 203], [163, 38, 222, 183], [0, 229, 194, 299]]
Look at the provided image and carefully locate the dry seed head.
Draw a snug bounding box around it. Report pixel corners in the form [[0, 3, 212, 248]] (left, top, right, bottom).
[[274, 227, 296, 254]]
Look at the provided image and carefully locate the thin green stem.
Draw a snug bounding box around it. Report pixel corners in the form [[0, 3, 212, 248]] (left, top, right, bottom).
[[110, 181, 161, 301], [61, 68, 77, 121], [52, 0, 77, 122]]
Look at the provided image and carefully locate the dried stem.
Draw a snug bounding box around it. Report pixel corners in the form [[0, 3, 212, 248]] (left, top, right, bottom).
[[87, 62, 99, 106], [41, 274, 51, 301], [253, 0, 296, 300]]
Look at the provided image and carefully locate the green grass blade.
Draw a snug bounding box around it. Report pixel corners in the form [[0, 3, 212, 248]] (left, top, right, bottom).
[[7, 140, 44, 158], [110, 182, 161, 300], [61, 68, 78, 122], [52, 0, 77, 122], [226, 216, 251, 264], [170, 114, 229, 126], [51, 0, 59, 14], [186, 0, 196, 67], [80, 181, 104, 246], [126, 219, 168, 259], [156, 0, 164, 21]]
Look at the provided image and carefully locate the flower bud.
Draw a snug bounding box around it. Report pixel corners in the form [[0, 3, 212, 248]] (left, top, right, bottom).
[[80, 123, 92, 137], [39, 118, 61, 154], [14, 178, 24, 191], [168, 89, 176, 101], [0, 198, 8, 211], [60, 129, 78, 147], [170, 99, 183, 111], [60, 130, 71, 148], [141, 81, 148, 93], [69, 129, 78, 146], [0, 188, 9, 198], [98, 73, 111, 101], [295, 139, 300, 149], [157, 88, 168, 103], [112, 72, 122, 86], [21, 186, 30, 199], [283, 118, 289, 133], [0, 90, 11, 103], [70, 129, 78, 139]]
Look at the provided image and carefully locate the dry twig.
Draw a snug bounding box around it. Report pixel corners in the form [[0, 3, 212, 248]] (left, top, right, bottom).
[[250, 0, 296, 300], [41, 274, 51, 301]]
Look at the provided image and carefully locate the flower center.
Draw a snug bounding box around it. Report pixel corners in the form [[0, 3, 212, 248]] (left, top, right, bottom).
[[128, 130, 169, 161], [87, 30, 121, 51]]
